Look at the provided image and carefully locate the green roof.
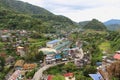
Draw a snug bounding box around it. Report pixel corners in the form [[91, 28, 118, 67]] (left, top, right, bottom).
[[54, 41, 71, 50]]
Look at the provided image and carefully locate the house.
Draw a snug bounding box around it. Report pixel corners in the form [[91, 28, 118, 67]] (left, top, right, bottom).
[[46, 39, 60, 48], [14, 60, 25, 70], [8, 70, 23, 80], [17, 46, 25, 57], [1, 35, 10, 41], [113, 51, 120, 60], [55, 54, 62, 59], [23, 63, 37, 70], [45, 54, 56, 64], [5, 56, 15, 65], [64, 73, 75, 80]]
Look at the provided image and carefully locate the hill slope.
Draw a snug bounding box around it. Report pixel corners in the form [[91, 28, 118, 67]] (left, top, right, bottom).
[[0, 0, 53, 15], [0, 0, 77, 33], [104, 19, 120, 31], [79, 21, 90, 28], [83, 19, 107, 31]]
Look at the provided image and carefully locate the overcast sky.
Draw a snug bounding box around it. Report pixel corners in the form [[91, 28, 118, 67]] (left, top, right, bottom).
[[19, 0, 120, 22]]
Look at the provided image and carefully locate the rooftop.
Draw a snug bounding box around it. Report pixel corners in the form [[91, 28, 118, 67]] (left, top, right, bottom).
[[8, 70, 21, 80], [116, 51, 120, 53], [114, 53, 120, 60], [89, 73, 103, 80], [39, 48, 57, 55], [47, 39, 60, 44], [47, 75, 53, 80], [23, 63, 37, 70], [54, 41, 70, 50], [64, 73, 74, 77]]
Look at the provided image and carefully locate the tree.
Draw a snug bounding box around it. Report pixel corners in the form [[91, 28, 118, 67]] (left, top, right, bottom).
[[36, 51, 44, 61], [63, 62, 77, 72], [53, 75, 65, 80], [0, 57, 5, 71], [83, 65, 97, 77]]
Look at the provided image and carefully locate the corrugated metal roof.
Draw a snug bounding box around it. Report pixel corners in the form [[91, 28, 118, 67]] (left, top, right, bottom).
[[89, 73, 103, 80], [47, 40, 60, 44]]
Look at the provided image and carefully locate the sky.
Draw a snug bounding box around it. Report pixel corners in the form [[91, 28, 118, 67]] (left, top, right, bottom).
[[19, 0, 120, 22]]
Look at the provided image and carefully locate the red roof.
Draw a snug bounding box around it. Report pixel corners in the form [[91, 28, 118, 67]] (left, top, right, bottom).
[[114, 53, 120, 60], [64, 73, 73, 77], [47, 75, 53, 80]]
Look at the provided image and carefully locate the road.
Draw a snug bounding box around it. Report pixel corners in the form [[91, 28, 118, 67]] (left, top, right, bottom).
[[32, 61, 73, 80], [33, 48, 84, 80]]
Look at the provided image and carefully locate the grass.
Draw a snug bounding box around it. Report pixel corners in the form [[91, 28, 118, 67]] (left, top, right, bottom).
[[99, 41, 112, 53]]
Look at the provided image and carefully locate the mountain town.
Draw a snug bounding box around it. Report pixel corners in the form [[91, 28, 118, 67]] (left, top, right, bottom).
[[0, 0, 120, 80]]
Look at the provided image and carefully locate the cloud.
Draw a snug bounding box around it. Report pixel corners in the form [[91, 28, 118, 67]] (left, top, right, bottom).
[[19, 0, 120, 22]]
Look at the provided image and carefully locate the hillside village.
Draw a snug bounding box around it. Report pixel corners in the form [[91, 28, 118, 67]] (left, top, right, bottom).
[[0, 29, 119, 80], [0, 0, 120, 80]]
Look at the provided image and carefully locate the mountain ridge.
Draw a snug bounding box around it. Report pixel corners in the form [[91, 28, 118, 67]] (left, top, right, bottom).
[[104, 19, 120, 31], [82, 19, 107, 31]]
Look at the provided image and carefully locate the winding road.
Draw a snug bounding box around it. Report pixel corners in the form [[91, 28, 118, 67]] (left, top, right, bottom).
[[32, 48, 84, 80]]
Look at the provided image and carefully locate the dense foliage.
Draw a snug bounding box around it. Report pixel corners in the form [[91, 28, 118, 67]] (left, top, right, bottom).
[[45, 63, 95, 80], [0, 0, 77, 33], [83, 19, 107, 30]]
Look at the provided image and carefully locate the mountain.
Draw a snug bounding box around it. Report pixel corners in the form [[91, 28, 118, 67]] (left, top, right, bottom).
[[0, 0, 77, 33], [104, 19, 120, 25], [104, 19, 120, 31], [79, 21, 90, 27], [83, 19, 107, 31], [0, 0, 53, 15]]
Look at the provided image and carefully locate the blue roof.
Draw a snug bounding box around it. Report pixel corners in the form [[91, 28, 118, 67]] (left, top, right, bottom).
[[96, 62, 102, 66], [47, 40, 60, 44], [89, 74, 103, 80], [55, 54, 62, 59]]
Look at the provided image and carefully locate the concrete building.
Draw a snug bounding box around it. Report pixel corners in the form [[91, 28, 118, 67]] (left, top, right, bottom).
[[17, 46, 25, 57]]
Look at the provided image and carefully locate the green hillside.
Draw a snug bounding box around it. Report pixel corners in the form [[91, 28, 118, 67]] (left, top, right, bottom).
[[0, 0, 77, 33], [0, 0, 53, 15], [83, 19, 107, 31]]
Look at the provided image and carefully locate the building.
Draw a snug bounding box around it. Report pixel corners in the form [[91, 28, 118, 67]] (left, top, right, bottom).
[[17, 46, 25, 57], [46, 39, 60, 48], [89, 73, 104, 80], [64, 73, 75, 80], [114, 51, 120, 60], [1, 35, 10, 41], [8, 70, 23, 80], [14, 60, 25, 70]]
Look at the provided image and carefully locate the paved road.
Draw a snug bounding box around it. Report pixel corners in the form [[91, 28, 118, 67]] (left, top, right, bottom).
[[32, 61, 73, 80], [33, 48, 84, 80]]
